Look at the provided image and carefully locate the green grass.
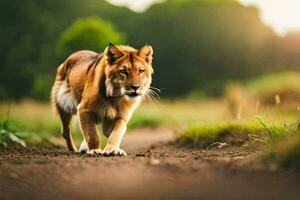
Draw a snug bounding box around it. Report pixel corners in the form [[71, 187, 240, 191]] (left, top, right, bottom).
[[0, 118, 41, 147], [256, 116, 300, 140], [258, 117, 300, 171], [0, 96, 299, 151], [177, 115, 300, 149], [0, 117, 59, 147], [0, 99, 227, 135], [245, 71, 300, 107], [0, 119, 26, 147], [256, 116, 284, 140], [0, 100, 173, 147], [177, 120, 266, 148], [263, 135, 300, 171], [246, 71, 300, 93], [128, 113, 164, 129]]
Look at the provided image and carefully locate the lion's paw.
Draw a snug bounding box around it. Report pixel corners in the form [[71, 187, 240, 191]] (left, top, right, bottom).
[[86, 148, 102, 156], [101, 147, 127, 156]]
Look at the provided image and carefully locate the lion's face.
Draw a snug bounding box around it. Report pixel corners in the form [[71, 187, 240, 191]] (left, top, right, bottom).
[[104, 44, 153, 100]]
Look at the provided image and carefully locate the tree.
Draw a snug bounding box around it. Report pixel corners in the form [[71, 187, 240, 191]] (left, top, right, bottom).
[[56, 17, 125, 60]]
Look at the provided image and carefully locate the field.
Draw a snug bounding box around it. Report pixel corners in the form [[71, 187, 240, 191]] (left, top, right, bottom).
[[0, 98, 227, 145], [1, 71, 300, 199], [1, 90, 300, 199], [2, 0, 300, 198]]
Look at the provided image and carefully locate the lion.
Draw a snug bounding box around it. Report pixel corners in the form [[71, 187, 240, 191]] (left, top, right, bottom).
[[51, 43, 154, 156]]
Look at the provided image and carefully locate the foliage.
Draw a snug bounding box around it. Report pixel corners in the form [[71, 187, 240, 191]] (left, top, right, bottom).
[[31, 74, 53, 100], [177, 120, 265, 148], [126, 0, 278, 96], [255, 116, 284, 141], [246, 71, 300, 106], [223, 71, 300, 121], [253, 116, 300, 171], [177, 117, 300, 149], [56, 17, 125, 60], [128, 114, 163, 129], [0, 119, 26, 147], [0, 0, 299, 99]]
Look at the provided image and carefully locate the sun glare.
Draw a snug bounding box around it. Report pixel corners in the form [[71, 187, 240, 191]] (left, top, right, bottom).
[[107, 0, 300, 35], [240, 0, 300, 36], [106, 0, 164, 12]]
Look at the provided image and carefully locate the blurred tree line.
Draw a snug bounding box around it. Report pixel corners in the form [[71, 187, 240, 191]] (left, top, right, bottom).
[[0, 0, 299, 100]]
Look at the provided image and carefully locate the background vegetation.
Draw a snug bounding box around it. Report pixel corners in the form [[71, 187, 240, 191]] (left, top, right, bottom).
[[1, 0, 300, 100]]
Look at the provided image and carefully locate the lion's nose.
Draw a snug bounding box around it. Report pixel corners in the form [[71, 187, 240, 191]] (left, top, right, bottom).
[[130, 84, 140, 91]]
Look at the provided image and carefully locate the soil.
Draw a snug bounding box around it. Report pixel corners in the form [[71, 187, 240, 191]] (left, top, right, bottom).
[[1, 126, 300, 200]]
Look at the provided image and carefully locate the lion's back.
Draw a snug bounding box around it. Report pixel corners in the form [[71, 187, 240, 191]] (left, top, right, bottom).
[[51, 50, 103, 114]]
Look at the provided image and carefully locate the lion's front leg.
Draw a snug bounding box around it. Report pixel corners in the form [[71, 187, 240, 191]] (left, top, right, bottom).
[[102, 118, 127, 156], [77, 108, 102, 155]]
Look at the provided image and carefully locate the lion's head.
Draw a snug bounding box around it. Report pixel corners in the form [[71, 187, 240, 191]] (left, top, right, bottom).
[[104, 43, 154, 100]]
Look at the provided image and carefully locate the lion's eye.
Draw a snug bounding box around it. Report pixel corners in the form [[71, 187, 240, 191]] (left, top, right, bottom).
[[119, 69, 127, 75], [139, 69, 145, 74]]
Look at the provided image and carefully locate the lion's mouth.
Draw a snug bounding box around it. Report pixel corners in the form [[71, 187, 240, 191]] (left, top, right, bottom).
[[126, 92, 141, 98]]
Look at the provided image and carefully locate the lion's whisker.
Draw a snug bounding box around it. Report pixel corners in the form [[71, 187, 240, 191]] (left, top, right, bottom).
[[150, 90, 160, 99], [144, 89, 159, 104]]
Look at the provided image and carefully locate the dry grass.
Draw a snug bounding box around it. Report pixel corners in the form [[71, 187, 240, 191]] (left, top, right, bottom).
[[1, 94, 299, 149], [0, 99, 227, 145], [223, 72, 300, 126], [0, 98, 228, 129]]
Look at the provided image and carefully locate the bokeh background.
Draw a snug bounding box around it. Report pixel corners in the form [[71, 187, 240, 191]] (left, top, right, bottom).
[[1, 0, 300, 100], [1, 0, 300, 156]]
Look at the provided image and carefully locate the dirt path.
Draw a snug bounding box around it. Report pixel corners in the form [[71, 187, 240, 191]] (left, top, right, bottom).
[[1, 127, 300, 200]]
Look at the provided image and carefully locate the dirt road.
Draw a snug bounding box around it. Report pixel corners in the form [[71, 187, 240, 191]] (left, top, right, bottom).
[[1, 127, 300, 200]]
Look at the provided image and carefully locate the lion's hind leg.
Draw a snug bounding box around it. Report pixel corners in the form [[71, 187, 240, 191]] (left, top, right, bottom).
[[57, 106, 78, 152]]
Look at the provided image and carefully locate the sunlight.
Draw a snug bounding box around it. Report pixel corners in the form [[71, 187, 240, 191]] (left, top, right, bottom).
[[105, 0, 163, 12], [240, 0, 300, 36]]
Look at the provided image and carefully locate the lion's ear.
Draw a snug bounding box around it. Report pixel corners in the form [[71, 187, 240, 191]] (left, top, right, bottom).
[[104, 43, 123, 63], [138, 44, 153, 63]]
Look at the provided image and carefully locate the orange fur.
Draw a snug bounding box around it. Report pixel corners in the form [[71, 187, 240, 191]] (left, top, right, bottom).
[[51, 44, 154, 155]]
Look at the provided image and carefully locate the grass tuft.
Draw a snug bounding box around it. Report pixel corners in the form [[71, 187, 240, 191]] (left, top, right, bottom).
[[256, 116, 300, 140], [256, 116, 283, 141], [177, 120, 266, 148], [0, 119, 27, 147], [258, 118, 300, 171], [0, 117, 59, 147]]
